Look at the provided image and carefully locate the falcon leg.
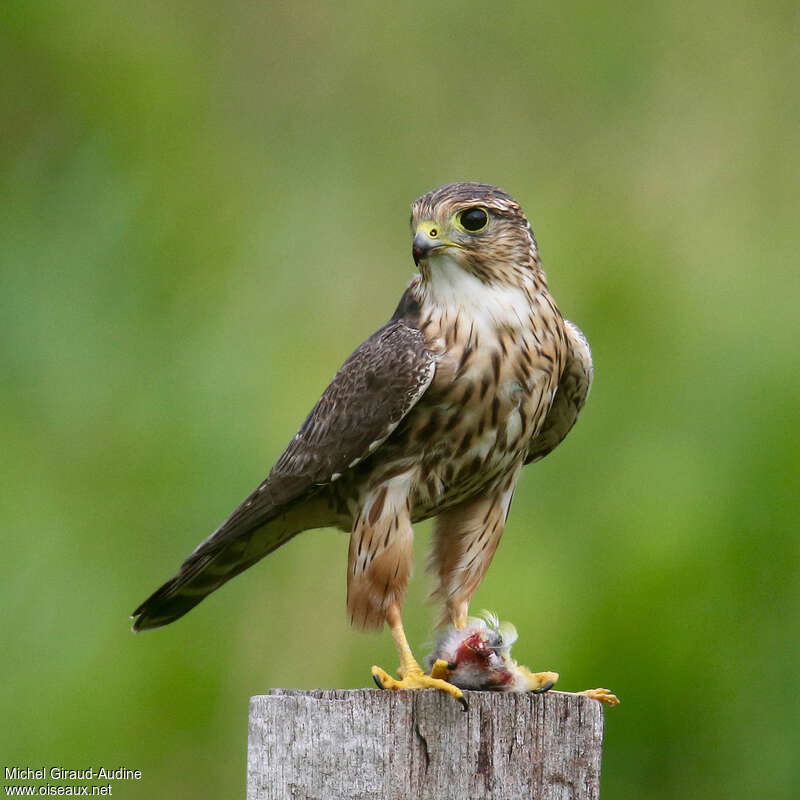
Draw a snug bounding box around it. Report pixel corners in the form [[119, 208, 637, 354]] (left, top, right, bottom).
[[371, 604, 468, 711], [448, 599, 469, 630]]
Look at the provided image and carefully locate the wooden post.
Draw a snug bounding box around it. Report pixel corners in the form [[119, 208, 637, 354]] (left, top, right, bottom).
[[247, 689, 605, 800]]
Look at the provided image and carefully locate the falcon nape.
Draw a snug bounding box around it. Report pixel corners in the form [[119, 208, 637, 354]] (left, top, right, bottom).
[[133, 182, 597, 710]]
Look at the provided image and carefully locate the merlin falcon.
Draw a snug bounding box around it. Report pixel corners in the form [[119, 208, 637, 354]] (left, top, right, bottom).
[[133, 182, 594, 708]]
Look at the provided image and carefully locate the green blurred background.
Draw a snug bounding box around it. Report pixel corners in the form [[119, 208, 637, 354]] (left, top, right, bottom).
[[2, 1, 798, 797]]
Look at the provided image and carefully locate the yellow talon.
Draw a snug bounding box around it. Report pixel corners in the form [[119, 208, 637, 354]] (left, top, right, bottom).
[[428, 658, 453, 680], [372, 605, 469, 710], [518, 666, 559, 692], [371, 663, 468, 711], [578, 688, 620, 707]]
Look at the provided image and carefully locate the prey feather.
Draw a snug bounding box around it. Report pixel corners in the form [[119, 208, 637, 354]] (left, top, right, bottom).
[[425, 610, 619, 705]]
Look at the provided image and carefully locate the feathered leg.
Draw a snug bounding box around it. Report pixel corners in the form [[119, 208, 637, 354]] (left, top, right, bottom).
[[348, 473, 466, 709], [428, 474, 561, 694], [429, 473, 518, 629]]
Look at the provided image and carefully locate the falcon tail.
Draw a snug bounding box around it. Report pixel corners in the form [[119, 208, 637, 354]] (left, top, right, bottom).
[[131, 491, 335, 631], [131, 524, 281, 631]]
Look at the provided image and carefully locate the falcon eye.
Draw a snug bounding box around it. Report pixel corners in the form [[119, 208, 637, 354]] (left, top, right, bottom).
[[458, 207, 489, 233]]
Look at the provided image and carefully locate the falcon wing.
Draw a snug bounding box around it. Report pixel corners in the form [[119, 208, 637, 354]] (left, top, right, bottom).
[[271, 320, 435, 487], [525, 320, 593, 463], [132, 319, 434, 630], [206, 318, 435, 538]]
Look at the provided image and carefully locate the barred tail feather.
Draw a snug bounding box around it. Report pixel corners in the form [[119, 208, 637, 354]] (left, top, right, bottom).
[[131, 488, 337, 631], [131, 519, 296, 631]]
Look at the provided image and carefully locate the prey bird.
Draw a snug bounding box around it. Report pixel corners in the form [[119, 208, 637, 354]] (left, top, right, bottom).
[[132, 182, 594, 708]]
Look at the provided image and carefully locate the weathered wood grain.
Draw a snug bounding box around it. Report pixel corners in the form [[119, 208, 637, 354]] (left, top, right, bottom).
[[248, 689, 604, 799]]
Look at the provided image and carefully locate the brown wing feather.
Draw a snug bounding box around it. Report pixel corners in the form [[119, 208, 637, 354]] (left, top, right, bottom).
[[525, 320, 593, 463], [270, 320, 436, 488], [132, 319, 435, 630]]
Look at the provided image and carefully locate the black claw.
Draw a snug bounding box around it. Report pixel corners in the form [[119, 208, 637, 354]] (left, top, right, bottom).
[[532, 680, 555, 694], [458, 695, 469, 712], [373, 673, 385, 690], [447, 662, 457, 671]]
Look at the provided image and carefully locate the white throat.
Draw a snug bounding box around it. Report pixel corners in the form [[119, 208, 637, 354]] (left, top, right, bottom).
[[420, 252, 535, 330]]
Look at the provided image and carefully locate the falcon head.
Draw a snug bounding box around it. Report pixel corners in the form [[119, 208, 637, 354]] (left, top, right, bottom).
[[410, 182, 540, 287]]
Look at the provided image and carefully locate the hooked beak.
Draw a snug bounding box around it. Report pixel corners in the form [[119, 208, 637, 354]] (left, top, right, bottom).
[[412, 230, 443, 266]]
